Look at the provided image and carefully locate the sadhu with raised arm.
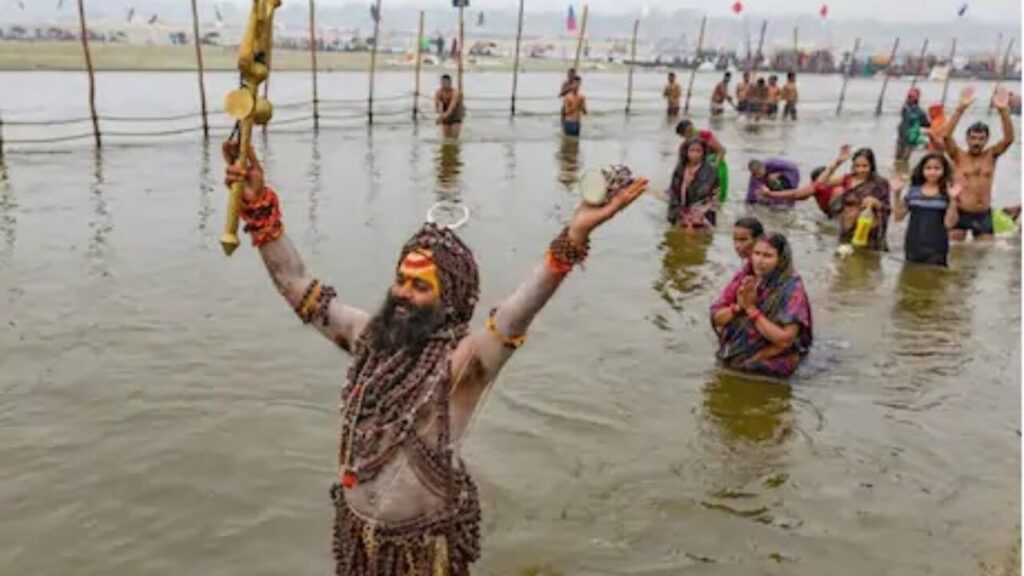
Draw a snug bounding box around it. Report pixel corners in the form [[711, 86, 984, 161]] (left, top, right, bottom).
[[222, 141, 648, 575]]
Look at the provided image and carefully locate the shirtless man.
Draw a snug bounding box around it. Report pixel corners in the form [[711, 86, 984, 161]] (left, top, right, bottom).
[[943, 86, 1015, 241], [434, 74, 465, 139], [735, 71, 752, 113], [664, 71, 682, 117], [223, 141, 648, 575], [562, 76, 588, 137], [710, 71, 734, 116]]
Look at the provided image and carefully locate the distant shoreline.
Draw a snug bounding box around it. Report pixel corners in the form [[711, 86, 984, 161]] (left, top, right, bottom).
[[0, 41, 628, 73]]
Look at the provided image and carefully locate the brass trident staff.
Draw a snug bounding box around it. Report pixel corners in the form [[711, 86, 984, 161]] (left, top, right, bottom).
[[221, 0, 282, 256]]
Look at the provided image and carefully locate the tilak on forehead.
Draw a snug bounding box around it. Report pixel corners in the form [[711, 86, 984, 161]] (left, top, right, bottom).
[[399, 249, 441, 297]]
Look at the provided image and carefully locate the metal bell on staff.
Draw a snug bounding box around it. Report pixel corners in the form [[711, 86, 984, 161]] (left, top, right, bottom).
[[221, 0, 281, 256]]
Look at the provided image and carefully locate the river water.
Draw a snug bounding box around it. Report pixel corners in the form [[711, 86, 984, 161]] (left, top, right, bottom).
[[0, 70, 1021, 575]]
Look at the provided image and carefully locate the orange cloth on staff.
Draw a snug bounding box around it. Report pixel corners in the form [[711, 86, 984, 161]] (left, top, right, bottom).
[[927, 104, 946, 152]]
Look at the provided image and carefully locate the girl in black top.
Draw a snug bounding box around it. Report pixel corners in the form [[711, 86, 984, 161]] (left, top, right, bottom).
[[890, 152, 962, 267]]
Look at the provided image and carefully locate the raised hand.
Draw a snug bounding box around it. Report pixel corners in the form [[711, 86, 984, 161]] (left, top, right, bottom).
[[992, 87, 1010, 111], [836, 144, 853, 164], [569, 177, 650, 243], [223, 140, 265, 204], [889, 173, 905, 194], [957, 86, 976, 110], [948, 176, 964, 200]]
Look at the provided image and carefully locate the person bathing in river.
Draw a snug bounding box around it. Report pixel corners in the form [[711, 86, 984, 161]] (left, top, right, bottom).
[[746, 158, 799, 207], [434, 74, 465, 139], [889, 152, 962, 267], [711, 232, 813, 378], [766, 75, 781, 118], [561, 76, 588, 137], [664, 71, 683, 117], [675, 119, 729, 201], [732, 217, 765, 263], [942, 86, 1016, 242], [781, 71, 799, 121], [816, 145, 892, 251], [711, 72, 734, 117], [667, 138, 720, 230], [757, 165, 845, 220], [222, 140, 648, 575], [896, 88, 930, 165]]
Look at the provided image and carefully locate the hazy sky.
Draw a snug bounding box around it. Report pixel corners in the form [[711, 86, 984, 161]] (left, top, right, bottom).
[[266, 0, 1021, 22]]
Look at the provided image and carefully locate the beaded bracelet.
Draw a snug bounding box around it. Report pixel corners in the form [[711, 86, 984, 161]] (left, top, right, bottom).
[[546, 227, 590, 276], [485, 308, 526, 350], [295, 279, 322, 323], [241, 188, 285, 247]]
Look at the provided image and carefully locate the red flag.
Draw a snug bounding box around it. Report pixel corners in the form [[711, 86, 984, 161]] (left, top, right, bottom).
[[819, 4, 828, 18], [732, 1, 743, 14], [567, 5, 577, 32]]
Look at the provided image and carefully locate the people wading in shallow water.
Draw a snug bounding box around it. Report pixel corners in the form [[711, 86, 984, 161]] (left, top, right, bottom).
[[817, 145, 892, 251], [711, 232, 813, 378], [435, 74, 465, 139], [675, 119, 729, 201], [561, 76, 588, 137], [942, 86, 1016, 242], [895, 88, 930, 166], [223, 140, 648, 576], [732, 217, 765, 264], [746, 158, 799, 206], [711, 71, 734, 116], [664, 71, 683, 117], [781, 71, 799, 121], [667, 138, 720, 231], [758, 165, 844, 220], [890, 152, 962, 267]]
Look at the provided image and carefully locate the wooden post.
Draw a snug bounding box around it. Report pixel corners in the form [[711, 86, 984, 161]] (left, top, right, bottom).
[[510, 0, 525, 116], [573, 4, 589, 71], [989, 37, 1015, 113], [941, 38, 957, 108], [368, 0, 382, 124], [836, 37, 860, 116], [189, 0, 209, 138], [309, 0, 320, 129], [0, 111, 4, 157], [76, 0, 100, 147], [413, 10, 425, 121], [752, 19, 767, 76], [625, 19, 639, 114], [683, 15, 707, 115], [874, 37, 900, 116], [457, 5, 465, 93], [793, 26, 798, 55], [908, 38, 929, 91]]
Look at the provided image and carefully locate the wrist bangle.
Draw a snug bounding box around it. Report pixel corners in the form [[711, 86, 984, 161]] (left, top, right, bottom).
[[747, 308, 762, 322]]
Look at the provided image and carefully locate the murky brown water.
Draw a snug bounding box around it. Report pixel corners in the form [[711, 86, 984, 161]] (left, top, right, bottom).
[[0, 71, 1021, 575]]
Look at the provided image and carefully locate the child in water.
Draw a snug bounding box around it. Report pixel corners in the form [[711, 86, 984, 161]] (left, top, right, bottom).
[[890, 152, 961, 267]]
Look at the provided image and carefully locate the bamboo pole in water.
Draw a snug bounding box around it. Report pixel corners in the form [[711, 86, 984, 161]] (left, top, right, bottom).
[[309, 0, 320, 130], [940, 38, 957, 108], [874, 37, 900, 116], [836, 37, 861, 116], [457, 6, 465, 93], [189, 0, 209, 138], [908, 38, 929, 91], [76, 0, 101, 147], [625, 19, 639, 114], [573, 5, 589, 71], [793, 26, 798, 56], [510, 0, 525, 116], [413, 10, 425, 121], [989, 37, 1015, 113], [367, 0, 382, 124], [752, 19, 767, 76], [683, 15, 707, 115]]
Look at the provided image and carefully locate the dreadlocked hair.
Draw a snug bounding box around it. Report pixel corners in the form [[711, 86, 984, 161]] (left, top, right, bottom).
[[341, 223, 480, 484]]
